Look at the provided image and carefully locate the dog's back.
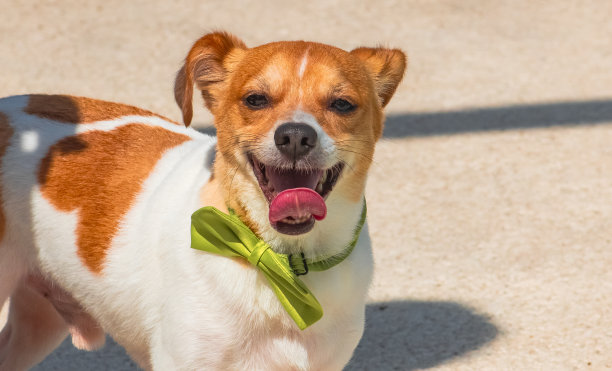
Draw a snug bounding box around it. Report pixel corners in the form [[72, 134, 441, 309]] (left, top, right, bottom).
[[0, 94, 214, 370]]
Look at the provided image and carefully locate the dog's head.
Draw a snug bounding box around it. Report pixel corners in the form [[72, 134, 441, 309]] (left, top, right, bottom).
[[175, 32, 405, 249]]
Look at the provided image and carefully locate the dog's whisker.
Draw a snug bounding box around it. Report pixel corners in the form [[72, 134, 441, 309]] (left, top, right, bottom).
[[336, 148, 374, 162], [335, 139, 371, 144]]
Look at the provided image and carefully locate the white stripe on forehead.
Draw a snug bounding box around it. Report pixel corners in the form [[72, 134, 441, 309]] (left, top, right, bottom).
[[298, 51, 309, 79], [298, 50, 309, 102]]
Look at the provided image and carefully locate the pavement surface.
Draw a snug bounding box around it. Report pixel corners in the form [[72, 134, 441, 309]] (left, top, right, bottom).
[[1, 1, 612, 370]]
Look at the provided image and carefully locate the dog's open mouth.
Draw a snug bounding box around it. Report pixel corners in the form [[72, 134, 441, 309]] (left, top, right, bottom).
[[249, 154, 344, 235]]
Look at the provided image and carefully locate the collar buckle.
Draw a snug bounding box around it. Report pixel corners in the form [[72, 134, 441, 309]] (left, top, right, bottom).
[[288, 252, 309, 276]]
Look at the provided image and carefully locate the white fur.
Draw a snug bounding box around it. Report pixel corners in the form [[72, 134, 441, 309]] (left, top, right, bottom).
[[0, 96, 373, 370], [19, 130, 39, 153]]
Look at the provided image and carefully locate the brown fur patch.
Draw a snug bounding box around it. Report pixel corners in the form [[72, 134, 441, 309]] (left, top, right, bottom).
[[0, 113, 13, 243], [38, 124, 190, 273], [25, 94, 179, 125]]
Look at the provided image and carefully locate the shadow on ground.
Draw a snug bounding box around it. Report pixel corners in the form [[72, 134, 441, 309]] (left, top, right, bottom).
[[195, 99, 612, 138], [35, 300, 497, 371], [383, 99, 612, 137], [32, 335, 140, 371], [347, 301, 498, 370]]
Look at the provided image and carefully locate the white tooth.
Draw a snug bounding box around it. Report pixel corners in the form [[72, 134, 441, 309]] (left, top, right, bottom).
[[321, 172, 327, 183], [316, 182, 323, 193]]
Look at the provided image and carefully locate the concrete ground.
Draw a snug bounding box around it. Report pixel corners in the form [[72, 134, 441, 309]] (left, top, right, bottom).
[[2, 0, 612, 369]]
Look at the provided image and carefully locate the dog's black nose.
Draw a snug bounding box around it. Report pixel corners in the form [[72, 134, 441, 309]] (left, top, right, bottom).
[[274, 122, 317, 160]]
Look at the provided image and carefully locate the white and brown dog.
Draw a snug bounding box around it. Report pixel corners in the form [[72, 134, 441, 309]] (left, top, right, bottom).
[[0, 32, 405, 370]]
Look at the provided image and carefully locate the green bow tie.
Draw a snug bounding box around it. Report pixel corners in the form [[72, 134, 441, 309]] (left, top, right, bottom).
[[190, 202, 366, 330]]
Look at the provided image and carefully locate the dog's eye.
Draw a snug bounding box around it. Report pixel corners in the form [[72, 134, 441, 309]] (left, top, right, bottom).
[[330, 98, 356, 114], [244, 94, 269, 109]]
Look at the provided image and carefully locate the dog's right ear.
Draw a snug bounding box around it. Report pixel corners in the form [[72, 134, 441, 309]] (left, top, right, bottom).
[[174, 32, 247, 126]]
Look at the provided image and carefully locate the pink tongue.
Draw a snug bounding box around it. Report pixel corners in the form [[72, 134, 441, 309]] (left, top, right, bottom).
[[269, 188, 327, 224]]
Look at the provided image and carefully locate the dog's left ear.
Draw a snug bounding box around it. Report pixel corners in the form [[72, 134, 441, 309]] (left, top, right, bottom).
[[174, 31, 247, 126], [350, 47, 407, 108]]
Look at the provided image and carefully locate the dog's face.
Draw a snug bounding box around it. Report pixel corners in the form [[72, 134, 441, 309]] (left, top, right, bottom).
[[175, 32, 405, 238]]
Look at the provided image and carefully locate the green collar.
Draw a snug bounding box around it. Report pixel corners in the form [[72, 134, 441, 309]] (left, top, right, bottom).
[[282, 202, 366, 275], [190, 201, 366, 330]]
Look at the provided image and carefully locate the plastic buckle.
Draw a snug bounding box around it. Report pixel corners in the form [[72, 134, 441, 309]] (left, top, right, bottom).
[[288, 252, 309, 276]]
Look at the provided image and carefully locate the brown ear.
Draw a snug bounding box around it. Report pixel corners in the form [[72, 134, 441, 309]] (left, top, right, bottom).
[[174, 31, 247, 126], [350, 47, 407, 107]]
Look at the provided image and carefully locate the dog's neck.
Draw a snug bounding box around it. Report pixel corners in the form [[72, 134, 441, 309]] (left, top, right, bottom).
[[198, 174, 228, 214], [198, 153, 263, 231]]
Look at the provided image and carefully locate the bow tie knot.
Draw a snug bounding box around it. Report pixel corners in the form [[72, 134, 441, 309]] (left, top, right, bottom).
[[248, 240, 271, 266]]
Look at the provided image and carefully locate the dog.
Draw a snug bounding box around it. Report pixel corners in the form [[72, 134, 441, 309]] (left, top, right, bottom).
[[0, 32, 405, 370]]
